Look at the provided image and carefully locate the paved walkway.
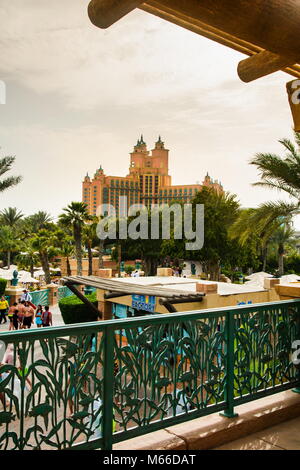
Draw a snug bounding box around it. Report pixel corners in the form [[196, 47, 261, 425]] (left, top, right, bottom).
[[0, 304, 65, 333], [215, 416, 300, 450]]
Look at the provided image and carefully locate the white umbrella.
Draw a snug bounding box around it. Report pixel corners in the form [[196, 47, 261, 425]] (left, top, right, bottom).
[[33, 269, 45, 278]]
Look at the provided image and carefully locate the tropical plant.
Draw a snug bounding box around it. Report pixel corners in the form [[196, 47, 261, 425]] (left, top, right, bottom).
[[23, 211, 53, 233], [0, 225, 22, 268], [250, 131, 300, 224], [0, 207, 24, 227], [0, 156, 22, 193], [83, 218, 98, 276], [15, 248, 39, 277], [268, 224, 296, 276], [59, 202, 91, 276], [58, 240, 74, 277], [30, 229, 58, 284], [0, 278, 7, 296], [230, 208, 273, 272]]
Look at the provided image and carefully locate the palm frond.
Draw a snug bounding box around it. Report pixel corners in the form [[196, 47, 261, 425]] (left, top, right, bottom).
[[0, 176, 22, 192]]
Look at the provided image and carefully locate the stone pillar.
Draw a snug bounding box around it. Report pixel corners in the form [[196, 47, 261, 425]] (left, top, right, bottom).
[[196, 282, 218, 294], [98, 300, 112, 321], [5, 287, 24, 305], [263, 278, 280, 289], [157, 267, 173, 276], [46, 284, 59, 306], [98, 269, 112, 278]]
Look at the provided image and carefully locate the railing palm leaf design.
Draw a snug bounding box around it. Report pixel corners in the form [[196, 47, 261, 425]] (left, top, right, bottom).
[[0, 300, 299, 450]]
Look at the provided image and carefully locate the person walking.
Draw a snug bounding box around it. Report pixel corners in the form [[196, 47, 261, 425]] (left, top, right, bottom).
[[17, 300, 26, 329], [22, 302, 34, 329], [7, 302, 19, 331], [12, 307, 19, 330], [0, 295, 9, 324], [35, 305, 43, 328], [21, 289, 36, 310], [21, 289, 32, 303], [42, 306, 52, 327]]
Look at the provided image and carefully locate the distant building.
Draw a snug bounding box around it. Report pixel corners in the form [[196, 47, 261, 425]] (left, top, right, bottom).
[[82, 136, 223, 216]]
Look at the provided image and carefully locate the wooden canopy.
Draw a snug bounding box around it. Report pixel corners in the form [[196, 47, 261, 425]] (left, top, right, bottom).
[[63, 275, 204, 300], [88, 0, 300, 82]]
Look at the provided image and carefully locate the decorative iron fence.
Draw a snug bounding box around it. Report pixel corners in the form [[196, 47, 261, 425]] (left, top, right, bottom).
[[0, 299, 299, 450], [57, 286, 74, 302], [30, 289, 49, 307]]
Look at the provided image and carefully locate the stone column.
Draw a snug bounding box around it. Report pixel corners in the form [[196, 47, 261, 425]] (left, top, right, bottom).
[[5, 287, 24, 305], [98, 300, 112, 321], [46, 283, 59, 306]]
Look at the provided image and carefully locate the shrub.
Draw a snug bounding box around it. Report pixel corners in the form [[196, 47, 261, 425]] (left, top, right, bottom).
[[0, 278, 7, 296], [59, 292, 99, 325], [124, 265, 135, 275]]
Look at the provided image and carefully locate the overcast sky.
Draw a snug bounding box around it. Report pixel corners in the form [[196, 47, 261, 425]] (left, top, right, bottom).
[[0, 0, 299, 226]]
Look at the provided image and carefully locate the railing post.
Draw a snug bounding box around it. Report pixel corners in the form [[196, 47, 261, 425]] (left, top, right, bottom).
[[220, 311, 238, 418], [102, 326, 115, 450], [293, 304, 300, 394]]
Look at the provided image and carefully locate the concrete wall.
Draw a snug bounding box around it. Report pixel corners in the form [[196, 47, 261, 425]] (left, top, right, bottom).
[[97, 286, 282, 316]]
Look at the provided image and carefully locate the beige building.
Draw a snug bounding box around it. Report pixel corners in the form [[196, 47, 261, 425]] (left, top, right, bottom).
[[82, 136, 223, 216]]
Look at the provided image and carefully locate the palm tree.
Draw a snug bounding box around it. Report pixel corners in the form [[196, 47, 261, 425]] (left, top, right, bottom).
[[30, 229, 57, 284], [268, 224, 296, 276], [83, 218, 98, 276], [56, 233, 74, 277], [250, 132, 300, 223], [24, 211, 53, 233], [15, 248, 39, 277], [0, 226, 21, 268], [0, 208, 24, 268], [59, 202, 91, 276], [59, 242, 74, 276], [0, 207, 24, 226], [230, 208, 275, 271], [0, 156, 22, 192]]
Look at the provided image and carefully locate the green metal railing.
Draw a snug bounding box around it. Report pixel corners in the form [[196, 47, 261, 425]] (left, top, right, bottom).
[[0, 299, 299, 450]]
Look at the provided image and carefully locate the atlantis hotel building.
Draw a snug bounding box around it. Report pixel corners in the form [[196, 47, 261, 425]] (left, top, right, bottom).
[[82, 136, 223, 216]]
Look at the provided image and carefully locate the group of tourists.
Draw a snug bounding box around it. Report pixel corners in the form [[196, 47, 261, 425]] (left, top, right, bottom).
[[0, 290, 53, 330]]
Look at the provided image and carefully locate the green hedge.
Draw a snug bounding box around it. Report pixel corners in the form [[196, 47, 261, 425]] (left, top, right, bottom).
[[59, 292, 99, 325], [0, 278, 7, 296]]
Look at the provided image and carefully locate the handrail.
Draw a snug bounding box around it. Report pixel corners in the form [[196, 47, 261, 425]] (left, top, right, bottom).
[[0, 299, 299, 450]]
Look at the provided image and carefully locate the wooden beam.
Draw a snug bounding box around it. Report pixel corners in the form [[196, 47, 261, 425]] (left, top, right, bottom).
[[65, 282, 102, 319], [140, 0, 300, 80], [238, 51, 297, 83], [143, 0, 300, 60], [88, 0, 144, 29]]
